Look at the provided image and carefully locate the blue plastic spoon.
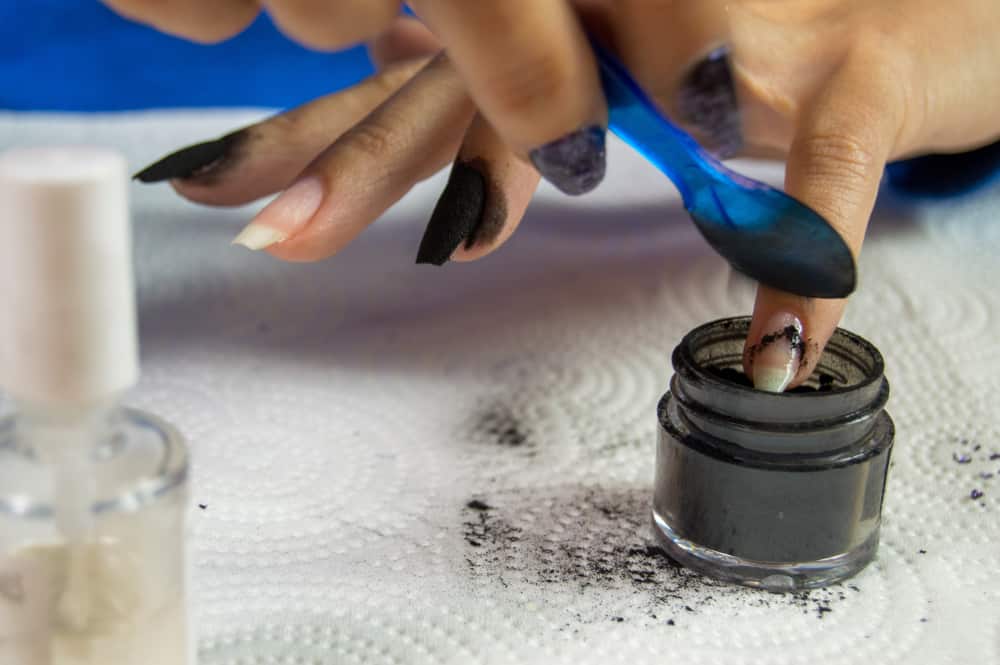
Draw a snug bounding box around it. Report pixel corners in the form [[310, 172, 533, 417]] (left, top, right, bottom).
[[593, 41, 856, 299]]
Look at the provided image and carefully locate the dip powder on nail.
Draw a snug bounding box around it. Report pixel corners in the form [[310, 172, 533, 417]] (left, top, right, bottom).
[[652, 317, 894, 592]]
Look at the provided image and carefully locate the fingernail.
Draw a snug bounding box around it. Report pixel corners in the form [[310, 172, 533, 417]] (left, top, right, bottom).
[[750, 313, 804, 393], [529, 125, 606, 196], [677, 46, 742, 159], [231, 176, 324, 251], [133, 130, 248, 183], [232, 224, 288, 251], [416, 160, 506, 266]]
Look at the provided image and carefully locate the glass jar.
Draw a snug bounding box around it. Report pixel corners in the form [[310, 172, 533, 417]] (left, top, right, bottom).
[[653, 316, 894, 591]]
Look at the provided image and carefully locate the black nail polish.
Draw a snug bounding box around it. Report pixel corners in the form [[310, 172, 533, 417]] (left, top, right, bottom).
[[133, 130, 248, 183], [529, 125, 606, 196], [416, 160, 507, 266], [677, 47, 742, 159]]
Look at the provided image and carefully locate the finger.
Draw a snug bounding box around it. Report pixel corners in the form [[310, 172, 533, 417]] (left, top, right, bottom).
[[133, 58, 429, 206], [415, 115, 541, 265], [579, 0, 741, 158], [100, 0, 259, 44], [262, 0, 400, 51], [743, 53, 904, 392], [410, 0, 607, 195], [230, 55, 476, 262], [367, 16, 441, 69]]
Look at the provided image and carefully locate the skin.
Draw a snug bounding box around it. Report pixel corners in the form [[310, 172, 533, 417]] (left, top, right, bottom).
[[111, 0, 1000, 385]]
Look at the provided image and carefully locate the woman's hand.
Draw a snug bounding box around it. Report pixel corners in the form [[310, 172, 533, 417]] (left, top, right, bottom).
[[129, 1, 1000, 391]]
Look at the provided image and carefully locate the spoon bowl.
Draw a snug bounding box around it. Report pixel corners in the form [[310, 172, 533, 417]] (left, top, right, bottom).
[[594, 40, 856, 299]]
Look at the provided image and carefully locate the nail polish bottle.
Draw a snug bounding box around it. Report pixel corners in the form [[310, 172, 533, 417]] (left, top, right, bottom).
[[653, 316, 894, 591], [0, 148, 192, 664]]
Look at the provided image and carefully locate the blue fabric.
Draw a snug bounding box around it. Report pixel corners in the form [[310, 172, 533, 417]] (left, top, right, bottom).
[[886, 141, 1000, 199], [0, 1, 375, 111]]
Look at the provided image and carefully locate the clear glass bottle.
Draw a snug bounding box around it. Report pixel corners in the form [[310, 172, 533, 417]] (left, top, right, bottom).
[[653, 316, 894, 591], [0, 147, 193, 664]]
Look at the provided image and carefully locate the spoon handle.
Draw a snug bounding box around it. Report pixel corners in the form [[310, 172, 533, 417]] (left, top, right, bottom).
[[592, 37, 712, 206]]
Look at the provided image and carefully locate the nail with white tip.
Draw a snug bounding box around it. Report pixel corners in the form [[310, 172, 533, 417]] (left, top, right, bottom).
[[232, 224, 287, 250], [230, 175, 324, 251], [751, 313, 804, 393]]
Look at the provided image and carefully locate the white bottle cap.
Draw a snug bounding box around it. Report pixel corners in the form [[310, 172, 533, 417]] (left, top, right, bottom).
[[0, 147, 138, 407]]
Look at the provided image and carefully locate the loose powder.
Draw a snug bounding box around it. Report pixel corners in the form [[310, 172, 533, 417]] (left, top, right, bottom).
[[460, 487, 856, 625]]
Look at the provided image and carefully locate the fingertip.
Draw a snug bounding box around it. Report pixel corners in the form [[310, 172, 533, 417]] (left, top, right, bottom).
[[743, 286, 846, 391], [368, 15, 441, 68], [227, 176, 326, 256]]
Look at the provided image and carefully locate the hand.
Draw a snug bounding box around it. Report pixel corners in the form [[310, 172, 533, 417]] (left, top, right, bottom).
[[129, 1, 1000, 390]]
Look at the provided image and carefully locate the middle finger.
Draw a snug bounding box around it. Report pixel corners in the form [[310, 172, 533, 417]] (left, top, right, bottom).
[[411, 0, 609, 196]]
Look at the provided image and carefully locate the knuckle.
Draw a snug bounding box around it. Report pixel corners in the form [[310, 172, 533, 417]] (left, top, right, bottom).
[[846, 29, 918, 145], [801, 131, 877, 179], [371, 59, 423, 98], [341, 119, 399, 162], [485, 47, 575, 120], [796, 131, 878, 231]]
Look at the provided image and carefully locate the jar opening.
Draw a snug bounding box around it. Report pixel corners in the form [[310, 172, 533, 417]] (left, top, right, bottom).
[[683, 317, 883, 397], [703, 365, 838, 393]]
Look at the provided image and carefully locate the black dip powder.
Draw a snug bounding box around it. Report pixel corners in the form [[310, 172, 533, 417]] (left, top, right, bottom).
[[653, 316, 894, 592]]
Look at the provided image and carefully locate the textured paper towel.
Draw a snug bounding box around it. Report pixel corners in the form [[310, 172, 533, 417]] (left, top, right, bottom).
[[0, 111, 997, 665]]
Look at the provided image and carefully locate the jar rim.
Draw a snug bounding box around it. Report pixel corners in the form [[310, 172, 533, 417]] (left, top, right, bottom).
[[677, 316, 885, 398], [671, 316, 888, 428]]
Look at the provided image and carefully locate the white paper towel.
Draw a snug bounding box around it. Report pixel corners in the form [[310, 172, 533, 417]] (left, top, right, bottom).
[[0, 111, 997, 665]]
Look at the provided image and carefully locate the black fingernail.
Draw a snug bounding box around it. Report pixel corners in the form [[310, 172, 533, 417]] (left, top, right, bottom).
[[133, 130, 248, 183], [529, 125, 606, 196], [416, 160, 507, 266], [677, 47, 742, 159]]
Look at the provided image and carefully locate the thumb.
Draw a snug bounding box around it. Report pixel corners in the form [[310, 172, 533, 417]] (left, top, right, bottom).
[[743, 54, 904, 391]]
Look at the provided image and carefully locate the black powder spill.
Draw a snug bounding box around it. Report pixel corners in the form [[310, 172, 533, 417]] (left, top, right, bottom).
[[474, 405, 530, 448], [460, 487, 857, 623], [948, 436, 996, 507]]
